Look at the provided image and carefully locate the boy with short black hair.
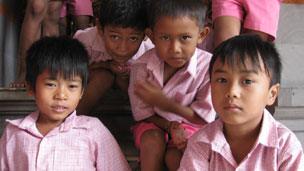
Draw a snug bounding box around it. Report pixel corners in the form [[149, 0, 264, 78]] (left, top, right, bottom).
[[128, 0, 216, 170], [0, 36, 131, 171], [179, 34, 304, 170], [74, 0, 153, 115]]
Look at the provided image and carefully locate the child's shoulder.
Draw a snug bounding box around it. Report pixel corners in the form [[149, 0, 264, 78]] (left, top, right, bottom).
[[189, 119, 222, 144], [73, 26, 98, 42], [196, 48, 213, 62], [274, 118, 302, 150], [133, 48, 157, 64], [74, 115, 104, 129]]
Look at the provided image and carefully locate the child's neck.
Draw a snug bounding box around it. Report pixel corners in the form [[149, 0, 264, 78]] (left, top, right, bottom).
[[163, 63, 179, 85], [36, 117, 63, 136], [223, 117, 262, 164]]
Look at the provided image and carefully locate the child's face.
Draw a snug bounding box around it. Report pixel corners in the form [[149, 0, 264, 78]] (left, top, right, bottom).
[[150, 16, 206, 68], [210, 58, 279, 127], [101, 26, 145, 63], [29, 70, 83, 125]]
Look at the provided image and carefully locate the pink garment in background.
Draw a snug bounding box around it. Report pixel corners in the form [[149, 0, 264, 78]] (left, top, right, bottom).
[[212, 0, 281, 40]]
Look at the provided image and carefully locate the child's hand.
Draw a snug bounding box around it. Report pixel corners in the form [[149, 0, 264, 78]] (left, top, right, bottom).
[[134, 80, 168, 108], [109, 61, 130, 77], [169, 121, 187, 151]]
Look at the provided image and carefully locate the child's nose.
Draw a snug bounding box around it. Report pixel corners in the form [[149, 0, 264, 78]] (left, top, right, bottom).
[[225, 83, 240, 99], [118, 39, 128, 51], [54, 87, 67, 100], [170, 40, 181, 53]]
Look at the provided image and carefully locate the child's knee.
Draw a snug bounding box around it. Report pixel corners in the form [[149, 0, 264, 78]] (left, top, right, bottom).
[[30, 0, 47, 16], [90, 69, 115, 84], [140, 129, 166, 151]]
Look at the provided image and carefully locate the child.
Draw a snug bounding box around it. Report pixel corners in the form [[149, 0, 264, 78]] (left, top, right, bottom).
[[74, 0, 153, 115], [128, 0, 216, 170], [179, 34, 304, 170], [212, 0, 281, 49], [0, 36, 131, 171], [13, 0, 63, 88]]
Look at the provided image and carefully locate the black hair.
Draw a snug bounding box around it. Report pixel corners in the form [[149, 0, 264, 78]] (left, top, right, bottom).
[[148, 0, 206, 29], [209, 34, 282, 87], [98, 0, 147, 31], [25, 36, 89, 91]]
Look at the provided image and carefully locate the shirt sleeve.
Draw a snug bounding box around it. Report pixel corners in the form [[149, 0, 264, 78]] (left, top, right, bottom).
[[92, 119, 131, 171], [278, 132, 304, 170], [178, 137, 210, 171], [0, 125, 10, 171], [128, 62, 155, 121], [190, 72, 216, 123]]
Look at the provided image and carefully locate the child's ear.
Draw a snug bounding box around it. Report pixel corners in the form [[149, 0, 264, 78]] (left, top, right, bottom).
[[26, 83, 34, 97], [145, 28, 154, 43], [267, 83, 280, 106], [97, 25, 104, 37], [198, 26, 210, 44]]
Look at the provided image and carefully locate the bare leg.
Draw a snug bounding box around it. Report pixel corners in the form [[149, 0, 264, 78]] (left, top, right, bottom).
[[140, 129, 166, 171], [15, 0, 48, 86], [165, 147, 183, 171], [213, 16, 241, 49], [76, 69, 114, 115], [42, 0, 62, 36]]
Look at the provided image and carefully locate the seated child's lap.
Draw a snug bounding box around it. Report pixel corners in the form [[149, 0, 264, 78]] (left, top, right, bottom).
[[132, 122, 200, 149], [212, 0, 281, 40], [60, 0, 93, 17]]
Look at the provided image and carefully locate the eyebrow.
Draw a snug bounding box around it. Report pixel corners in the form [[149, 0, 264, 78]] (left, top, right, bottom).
[[213, 68, 259, 74]]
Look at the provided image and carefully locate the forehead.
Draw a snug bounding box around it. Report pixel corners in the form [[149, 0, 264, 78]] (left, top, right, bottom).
[[39, 69, 82, 81], [103, 25, 143, 35], [212, 56, 266, 74], [154, 16, 199, 31]]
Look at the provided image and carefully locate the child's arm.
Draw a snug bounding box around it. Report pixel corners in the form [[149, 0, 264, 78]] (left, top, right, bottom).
[[169, 121, 187, 151], [145, 116, 187, 150], [93, 118, 131, 171], [134, 79, 207, 125], [278, 134, 304, 170], [0, 126, 10, 170]]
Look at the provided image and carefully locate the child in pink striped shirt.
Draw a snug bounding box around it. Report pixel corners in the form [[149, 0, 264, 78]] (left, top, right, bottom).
[[128, 0, 216, 170], [179, 34, 304, 171], [0, 37, 130, 171], [74, 0, 153, 115]]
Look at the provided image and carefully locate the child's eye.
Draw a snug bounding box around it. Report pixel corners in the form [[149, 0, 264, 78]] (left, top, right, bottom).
[[129, 36, 140, 42], [45, 82, 56, 87], [110, 35, 120, 40], [68, 84, 80, 89], [160, 35, 170, 41], [242, 79, 254, 85], [242, 79, 253, 85], [215, 78, 227, 83], [181, 35, 191, 41]]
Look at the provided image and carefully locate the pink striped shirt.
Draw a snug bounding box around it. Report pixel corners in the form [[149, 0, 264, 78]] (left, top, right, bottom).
[[128, 48, 216, 126], [179, 110, 304, 171], [0, 111, 131, 171], [74, 27, 154, 64]]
